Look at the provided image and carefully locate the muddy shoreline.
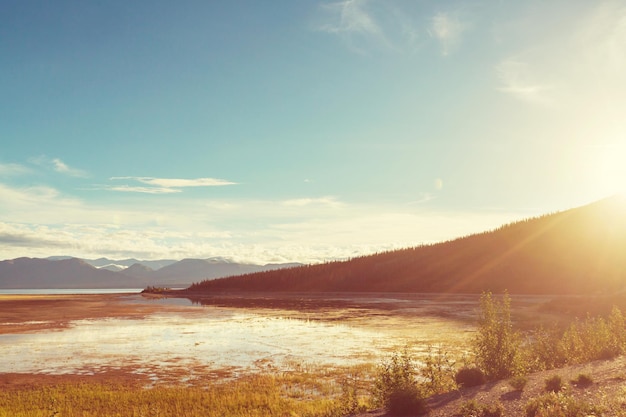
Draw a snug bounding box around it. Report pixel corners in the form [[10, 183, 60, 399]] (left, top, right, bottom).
[[0, 293, 194, 334]]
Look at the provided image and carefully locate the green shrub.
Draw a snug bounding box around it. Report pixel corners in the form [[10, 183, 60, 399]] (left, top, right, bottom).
[[458, 399, 481, 417], [473, 291, 521, 380], [386, 385, 428, 416], [525, 392, 603, 417], [374, 349, 416, 405], [571, 373, 593, 388], [374, 349, 427, 415], [420, 345, 457, 395], [481, 402, 504, 417], [524, 325, 566, 372], [544, 375, 563, 393], [508, 375, 528, 391], [458, 400, 504, 417], [559, 308, 626, 365], [455, 367, 486, 388], [521, 306, 626, 373]]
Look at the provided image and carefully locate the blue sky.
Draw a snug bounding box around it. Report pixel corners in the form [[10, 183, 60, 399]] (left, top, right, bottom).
[[1, 0, 625, 263]]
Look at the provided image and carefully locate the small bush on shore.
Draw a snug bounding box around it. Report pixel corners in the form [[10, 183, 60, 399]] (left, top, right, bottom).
[[571, 373, 593, 388], [525, 392, 603, 417], [508, 375, 528, 391], [142, 286, 171, 293], [473, 291, 521, 380], [458, 400, 481, 417], [386, 385, 428, 416], [420, 345, 458, 395], [455, 367, 486, 388], [374, 349, 428, 416], [544, 375, 563, 393], [458, 399, 504, 417]]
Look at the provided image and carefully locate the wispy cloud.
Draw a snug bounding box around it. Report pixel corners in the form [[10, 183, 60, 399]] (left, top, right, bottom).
[[0, 163, 30, 176], [316, 1, 469, 56], [0, 202, 530, 264], [107, 176, 237, 193], [494, 2, 626, 110], [105, 185, 181, 194], [317, 0, 389, 54], [495, 59, 555, 105], [319, 0, 380, 36], [51, 158, 88, 177], [29, 156, 88, 178], [429, 11, 467, 56], [282, 196, 343, 208], [0, 176, 535, 264]]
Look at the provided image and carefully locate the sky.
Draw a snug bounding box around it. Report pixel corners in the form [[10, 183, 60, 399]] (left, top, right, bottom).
[[1, 0, 625, 264]]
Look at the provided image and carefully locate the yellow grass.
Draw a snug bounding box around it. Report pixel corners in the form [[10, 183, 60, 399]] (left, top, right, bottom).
[[0, 366, 376, 417]]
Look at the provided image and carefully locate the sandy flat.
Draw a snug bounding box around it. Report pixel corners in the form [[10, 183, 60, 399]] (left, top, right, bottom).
[[0, 293, 192, 334]]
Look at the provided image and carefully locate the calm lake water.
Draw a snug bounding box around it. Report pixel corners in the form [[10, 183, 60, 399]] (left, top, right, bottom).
[[0, 291, 476, 382]]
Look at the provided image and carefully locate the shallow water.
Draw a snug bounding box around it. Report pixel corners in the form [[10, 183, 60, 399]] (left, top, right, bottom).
[[0, 304, 472, 380]]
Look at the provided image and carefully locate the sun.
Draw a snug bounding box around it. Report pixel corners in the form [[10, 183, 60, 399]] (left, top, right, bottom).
[[593, 140, 626, 198]]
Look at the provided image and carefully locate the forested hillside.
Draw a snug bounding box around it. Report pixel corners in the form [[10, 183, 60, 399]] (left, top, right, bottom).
[[186, 197, 626, 295]]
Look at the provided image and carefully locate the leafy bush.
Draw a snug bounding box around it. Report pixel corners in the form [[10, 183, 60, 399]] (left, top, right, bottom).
[[386, 385, 428, 416], [481, 402, 504, 417], [458, 399, 481, 417], [473, 291, 521, 380], [559, 307, 626, 365], [544, 375, 563, 393], [455, 367, 486, 388], [458, 400, 504, 417], [522, 305, 626, 372], [420, 345, 457, 395], [571, 373, 593, 388], [523, 325, 567, 372], [374, 349, 428, 415], [508, 375, 528, 391], [525, 392, 603, 417]]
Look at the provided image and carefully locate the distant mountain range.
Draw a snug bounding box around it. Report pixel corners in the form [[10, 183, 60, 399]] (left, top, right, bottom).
[[0, 257, 302, 289], [186, 196, 626, 295]]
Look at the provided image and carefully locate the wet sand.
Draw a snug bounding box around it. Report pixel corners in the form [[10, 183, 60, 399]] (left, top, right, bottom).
[[0, 293, 192, 334]]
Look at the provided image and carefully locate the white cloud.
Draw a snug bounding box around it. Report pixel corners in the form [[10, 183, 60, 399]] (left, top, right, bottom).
[[0, 183, 64, 206], [52, 158, 88, 177], [281, 196, 343, 208], [319, 0, 380, 36], [429, 11, 467, 56], [0, 163, 30, 176], [494, 2, 626, 110], [105, 185, 181, 194], [127, 177, 237, 188], [495, 59, 555, 105], [316, 1, 470, 56], [0, 207, 530, 264], [107, 176, 236, 193], [29, 156, 88, 177], [317, 0, 391, 54], [0, 180, 533, 264]]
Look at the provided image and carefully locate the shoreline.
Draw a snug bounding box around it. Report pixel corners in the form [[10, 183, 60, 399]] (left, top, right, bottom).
[[0, 292, 565, 390]]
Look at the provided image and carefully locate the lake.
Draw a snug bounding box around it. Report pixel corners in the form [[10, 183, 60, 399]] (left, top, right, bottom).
[[0, 292, 479, 383]]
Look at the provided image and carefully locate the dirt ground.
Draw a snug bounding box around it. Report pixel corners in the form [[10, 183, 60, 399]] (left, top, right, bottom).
[[355, 356, 626, 417]]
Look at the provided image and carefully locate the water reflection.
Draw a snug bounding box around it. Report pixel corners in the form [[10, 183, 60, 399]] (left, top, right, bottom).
[[0, 309, 405, 378]]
